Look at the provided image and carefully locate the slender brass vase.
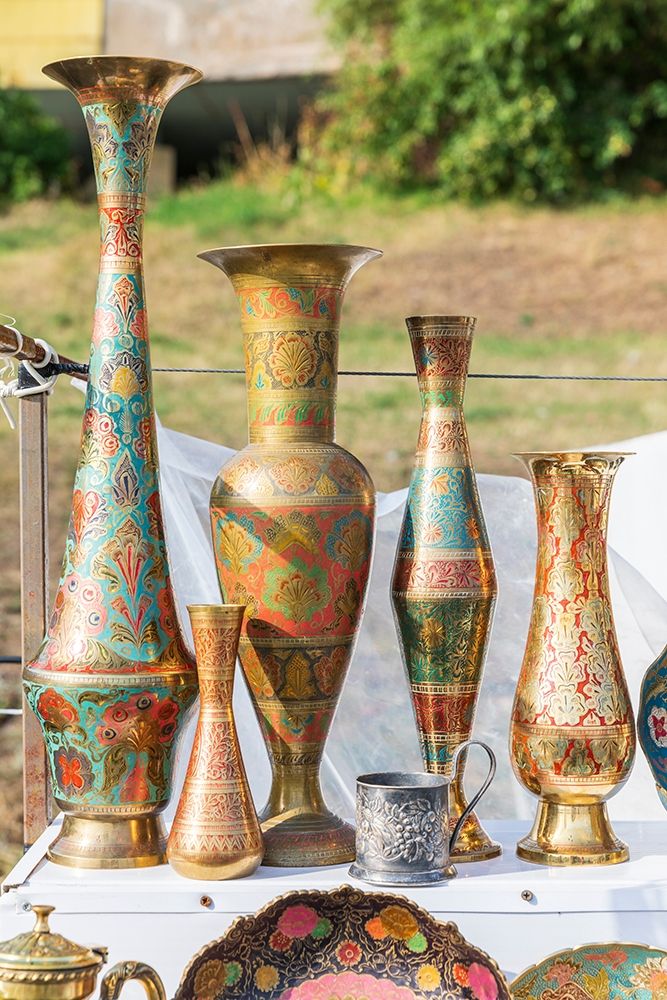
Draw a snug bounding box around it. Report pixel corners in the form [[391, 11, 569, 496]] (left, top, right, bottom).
[[510, 452, 636, 866], [391, 316, 500, 862], [22, 57, 201, 868], [167, 605, 263, 879], [202, 244, 380, 867]]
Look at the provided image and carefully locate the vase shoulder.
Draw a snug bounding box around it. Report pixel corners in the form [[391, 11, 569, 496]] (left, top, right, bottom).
[[211, 442, 375, 505]]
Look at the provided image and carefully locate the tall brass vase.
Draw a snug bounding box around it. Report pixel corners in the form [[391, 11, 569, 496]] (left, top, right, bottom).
[[22, 57, 201, 868], [167, 605, 263, 879], [202, 244, 380, 867], [510, 452, 636, 866], [391, 316, 500, 862]]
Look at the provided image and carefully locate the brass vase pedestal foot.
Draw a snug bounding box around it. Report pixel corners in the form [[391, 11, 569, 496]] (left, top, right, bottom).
[[260, 766, 354, 867], [517, 802, 629, 867], [48, 814, 167, 869]]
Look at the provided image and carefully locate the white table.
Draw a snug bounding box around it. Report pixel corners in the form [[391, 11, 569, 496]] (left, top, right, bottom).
[[2, 818, 667, 997]]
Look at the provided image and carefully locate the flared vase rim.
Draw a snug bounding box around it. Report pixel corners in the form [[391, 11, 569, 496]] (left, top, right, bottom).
[[198, 242, 383, 257], [406, 314, 477, 326], [513, 450, 634, 462], [197, 243, 382, 282], [187, 603, 246, 615], [42, 55, 203, 96]]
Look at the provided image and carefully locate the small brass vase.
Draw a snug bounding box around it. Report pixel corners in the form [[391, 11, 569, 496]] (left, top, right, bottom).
[[167, 605, 263, 879], [0, 904, 165, 999], [510, 452, 636, 866]]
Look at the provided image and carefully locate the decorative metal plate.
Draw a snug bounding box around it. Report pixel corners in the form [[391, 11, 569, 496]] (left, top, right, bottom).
[[175, 885, 510, 999], [511, 942, 667, 998]]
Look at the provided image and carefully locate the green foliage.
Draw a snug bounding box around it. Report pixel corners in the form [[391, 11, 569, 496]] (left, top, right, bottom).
[[310, 0, 667, 202], [0, 89, 69, 205]]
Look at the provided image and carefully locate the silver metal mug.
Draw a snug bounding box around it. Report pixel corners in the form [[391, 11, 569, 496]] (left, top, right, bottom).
[[349, 740, 496, 886]]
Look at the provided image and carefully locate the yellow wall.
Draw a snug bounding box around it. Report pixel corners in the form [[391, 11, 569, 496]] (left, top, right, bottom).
[[0, 0, 104, 87]]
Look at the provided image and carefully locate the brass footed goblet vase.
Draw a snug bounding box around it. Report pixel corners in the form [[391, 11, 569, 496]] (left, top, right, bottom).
[[510, 452, 636, 866], [22, 56, 202, 868], [167, 605, 263, 879], [391, 316, 500, 862], [202, 244, 380, 866]]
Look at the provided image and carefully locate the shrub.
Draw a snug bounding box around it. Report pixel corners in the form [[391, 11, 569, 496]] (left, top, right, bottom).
[[0, 89, 70, 205], [309, 0, 667, 202]]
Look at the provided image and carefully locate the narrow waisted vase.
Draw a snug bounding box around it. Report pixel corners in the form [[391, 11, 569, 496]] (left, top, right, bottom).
[[510, 452, 636, 866], [167, 605, 263, 879], [201, 244, 381, 867], [22, 57, 202, 868], [391, 316, 500, 862]]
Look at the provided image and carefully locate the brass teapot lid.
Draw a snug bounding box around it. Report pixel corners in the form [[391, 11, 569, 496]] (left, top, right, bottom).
[[0, 905, 105, 974]]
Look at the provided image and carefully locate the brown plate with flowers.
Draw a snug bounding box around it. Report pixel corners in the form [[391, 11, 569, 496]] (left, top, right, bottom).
[[175, 884, 510, 999], [510, 942, 667, 998]]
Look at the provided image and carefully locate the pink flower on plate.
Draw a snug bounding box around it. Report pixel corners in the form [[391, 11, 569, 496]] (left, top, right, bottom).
[[282, 971, 418, 999], [277, 904, 320, 939], [467, 962, 499, 1000]]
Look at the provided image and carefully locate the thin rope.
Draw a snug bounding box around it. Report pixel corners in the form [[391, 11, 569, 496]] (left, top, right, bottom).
[[150, 366, 667, 382]]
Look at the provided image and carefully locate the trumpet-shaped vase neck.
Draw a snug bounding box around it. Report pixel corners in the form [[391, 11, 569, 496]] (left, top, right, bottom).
[[42, 55, 202, 107], [201, 245, 380, 445]]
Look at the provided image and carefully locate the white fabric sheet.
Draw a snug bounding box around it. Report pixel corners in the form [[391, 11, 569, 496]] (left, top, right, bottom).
[[157, 423, 667, 824]]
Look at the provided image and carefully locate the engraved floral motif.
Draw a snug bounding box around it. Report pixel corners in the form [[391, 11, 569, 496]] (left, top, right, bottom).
[[269, 332, 317, 387], [356, 788, 446, 866]]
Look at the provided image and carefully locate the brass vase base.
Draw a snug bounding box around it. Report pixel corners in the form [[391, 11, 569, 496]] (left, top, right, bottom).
[[260, 810, 355, 868], [48, 814, 167, 869], [168, 854, 262, 881], [517, 801, 629, 867], [449, 808, 502, 863]]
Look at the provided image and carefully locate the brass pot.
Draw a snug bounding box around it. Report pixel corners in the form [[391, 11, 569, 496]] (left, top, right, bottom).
[[0, 905, 165, 1000]]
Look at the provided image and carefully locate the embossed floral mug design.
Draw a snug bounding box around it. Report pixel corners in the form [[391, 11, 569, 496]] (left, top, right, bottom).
[[349, 740, 496, 886]]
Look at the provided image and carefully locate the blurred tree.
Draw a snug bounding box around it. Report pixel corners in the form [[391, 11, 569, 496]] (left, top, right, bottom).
[[0, 90, 69, 206], [310, 0, 667, 201]]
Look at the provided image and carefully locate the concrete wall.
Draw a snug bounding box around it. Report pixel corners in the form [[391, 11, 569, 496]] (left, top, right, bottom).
[[105, 0, 340, 80]]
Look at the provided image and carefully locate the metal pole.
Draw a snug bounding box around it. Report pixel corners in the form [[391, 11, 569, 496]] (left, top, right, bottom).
[[19, 392, 51, 846]]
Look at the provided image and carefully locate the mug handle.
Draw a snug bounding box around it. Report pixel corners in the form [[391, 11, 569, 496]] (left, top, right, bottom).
[[99, 961, 166, 1000], [448, 739, 496, 853]]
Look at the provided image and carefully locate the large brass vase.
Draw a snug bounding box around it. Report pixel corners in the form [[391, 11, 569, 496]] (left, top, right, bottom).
[[391, 316, 500, 862], [510, 452, 636, 865], [22, 57, 201, 868], [202, 244, 380, 866], [167, 605, 263, 879]]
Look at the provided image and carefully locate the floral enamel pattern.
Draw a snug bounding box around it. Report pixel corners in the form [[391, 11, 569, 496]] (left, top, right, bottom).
[[23, 59, 200, 865], [510, 453, 636, 865], [175, 885, 510, 1000], [391, 317, 499, 863], [205, 245, 378, 867], [510, 942, 667, 999], [166, 605, 263, 879]]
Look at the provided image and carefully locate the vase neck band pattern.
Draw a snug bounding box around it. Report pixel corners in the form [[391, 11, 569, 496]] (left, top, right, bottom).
[[233, 278, 343, 444], [406, 316, 475, 410]]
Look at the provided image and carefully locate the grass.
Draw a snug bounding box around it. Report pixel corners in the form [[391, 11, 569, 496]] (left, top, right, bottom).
[[2, 175, 667, 866]]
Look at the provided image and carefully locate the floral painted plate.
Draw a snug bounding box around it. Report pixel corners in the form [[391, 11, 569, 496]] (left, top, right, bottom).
[[175, 885, 510, 999], [510, 942, 667, 998]]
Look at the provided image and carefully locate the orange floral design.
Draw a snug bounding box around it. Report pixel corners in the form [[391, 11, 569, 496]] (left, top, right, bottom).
[[378, 905, 419, 941]]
